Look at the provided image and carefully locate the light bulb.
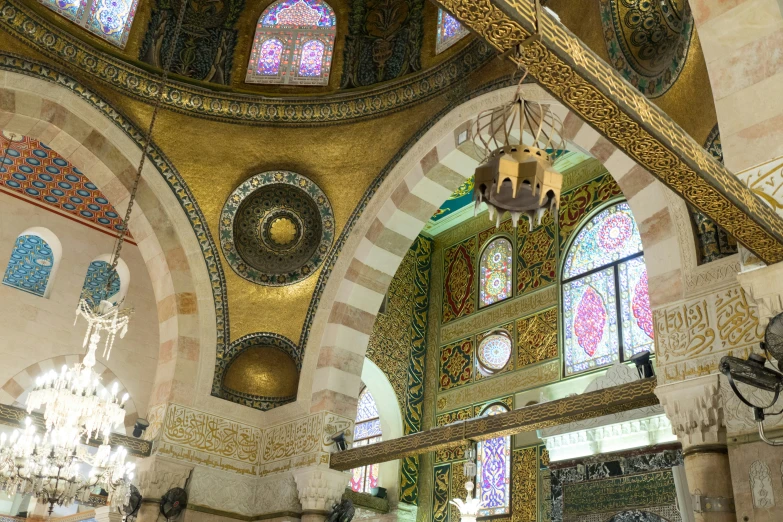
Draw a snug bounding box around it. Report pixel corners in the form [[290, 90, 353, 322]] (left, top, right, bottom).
[[121, 393, 129, 404]]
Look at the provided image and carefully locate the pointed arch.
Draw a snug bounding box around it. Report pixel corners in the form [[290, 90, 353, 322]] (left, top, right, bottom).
[[2, 227, 62, 298], [39, 0, 139, 48], [79, 254, 131, 308], [246, 0, 337, 85], [561, 201, 654, 376]]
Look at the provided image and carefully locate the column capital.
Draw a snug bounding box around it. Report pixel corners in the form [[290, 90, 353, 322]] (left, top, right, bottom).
[[135, 456, 194, 501], [292, 466, 349, 513], [655, 374, 726, 451], [737, 260, 783, 328], [93, 506, 123, 522]]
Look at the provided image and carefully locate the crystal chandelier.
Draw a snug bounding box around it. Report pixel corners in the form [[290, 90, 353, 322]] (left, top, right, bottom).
[[0, 418, 134, 514], [471, 71, 564, 230], [450, 445, 482, 522]]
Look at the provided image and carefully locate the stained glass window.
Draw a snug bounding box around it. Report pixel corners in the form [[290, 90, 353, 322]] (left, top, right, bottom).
[[477, 331, 512, 375], [479, 237, 513, 308], [246, 0, 336, 85], [350, 387, 381, 493], [436, 8, 469, 54], [38, 0, 139, 48], [80, 260, 121, 308], [562, 202, 653, 376], [476, 403, 511, 517], [2, 234, 56, 297]]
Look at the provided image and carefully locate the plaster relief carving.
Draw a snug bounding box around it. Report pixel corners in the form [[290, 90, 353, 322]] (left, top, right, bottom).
[[655, 375, 726, 449], [134, 457, 194, 500], [750, 460, 775, 508]]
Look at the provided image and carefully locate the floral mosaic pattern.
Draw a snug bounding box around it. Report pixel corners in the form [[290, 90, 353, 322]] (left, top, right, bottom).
[[246, 0, 336, 85], [2, 234, 54, 297], [517, 211, 556, 295], [517, 307, 558, 368], [559, 173, 623, 250], [79, 260, 121, 307], [439, 338, 473, 390], [442, 237, 476, 323], [598, 0, 693, 98], [219, 171, 334, 286], [0, 134, 128, 236], [479, 237, 512, 308]]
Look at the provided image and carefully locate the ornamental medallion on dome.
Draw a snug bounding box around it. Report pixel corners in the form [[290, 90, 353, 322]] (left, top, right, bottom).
[[599, 0, 693, 97], [220, 171, 334, 286]]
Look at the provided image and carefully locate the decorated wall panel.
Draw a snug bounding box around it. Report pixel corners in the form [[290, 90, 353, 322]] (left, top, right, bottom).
[[550, 445, 683, 522], [139, 0, 243, 85], [439, 337, 473, 391], [558, 173, 623, 250], [442, 236, 477, 323], [517, 212, 556, 295], [516, 307, 557, 369], [340, 0, 424, 88]]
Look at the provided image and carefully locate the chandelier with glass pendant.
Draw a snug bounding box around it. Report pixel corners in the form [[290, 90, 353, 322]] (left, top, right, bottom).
[[471, 69, 565, 230]]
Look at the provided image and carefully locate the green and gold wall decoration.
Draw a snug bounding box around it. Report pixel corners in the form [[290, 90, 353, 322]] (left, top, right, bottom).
[[442, 236, 477, 323], [517, 212, 556, 295], [516, 307, 558, 369], [439, 337, 473, 390]]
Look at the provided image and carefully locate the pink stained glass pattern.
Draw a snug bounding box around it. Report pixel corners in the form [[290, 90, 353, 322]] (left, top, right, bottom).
[[563, 203, 643, 279], [476, 404, 510, 517], [298, 40, 325, 77], [479, 238, 513, 308], [575, 286, 607, 357], [619, 257, 655, 359], [562, 267, 619, 375], [262, 0, 335, 27], [257, 39, 284, 75]]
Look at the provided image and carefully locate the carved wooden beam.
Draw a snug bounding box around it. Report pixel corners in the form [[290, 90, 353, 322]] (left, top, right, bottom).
[[0, 403, 152, 457], [431, 0, 783, 265], [330, 378, 658, 470]]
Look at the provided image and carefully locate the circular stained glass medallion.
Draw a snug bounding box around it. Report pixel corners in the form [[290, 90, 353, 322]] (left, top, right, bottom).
[[477, 331, 512, 373]]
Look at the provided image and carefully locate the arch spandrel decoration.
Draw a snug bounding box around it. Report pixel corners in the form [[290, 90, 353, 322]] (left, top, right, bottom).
[[219, 170, 334, 287], [39, 0, 139, 48], [598, 0, 693, 97], [562, 202, 654, 376], [246, 0, 337, 85]]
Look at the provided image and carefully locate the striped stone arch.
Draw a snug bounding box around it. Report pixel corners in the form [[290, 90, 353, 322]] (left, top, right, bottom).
[[301, 84, 688, 416], [1, 355, 139, 435], [0, 71, 214, 413]]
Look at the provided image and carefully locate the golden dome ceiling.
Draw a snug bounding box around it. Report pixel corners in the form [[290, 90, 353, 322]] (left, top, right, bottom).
[[223, 346, 299, 399]]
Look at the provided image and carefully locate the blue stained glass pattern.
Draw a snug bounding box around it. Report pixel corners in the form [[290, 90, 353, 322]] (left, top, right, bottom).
[[257, 39, 284, 75], [39, 0, 85, 22], [477, 404, 510, 517], [80, 260, 121, 308], [298, 40, 325, 76], [262, 0, 336, 27], [353, 418, 381, 440], [435, 8, 469, 54], [563, 267, 619, 375], [356, 388, 379, 422], [619, 256, 655, 359], [479, 238, 513, 308], [2, 235, 54, 297], [563, 203, 643, 279]]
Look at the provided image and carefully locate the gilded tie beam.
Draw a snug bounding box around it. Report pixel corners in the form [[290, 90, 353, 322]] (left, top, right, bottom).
[[432, 0, 783, 265], [329, 377, 658, 470], [0, 403, 152, 457]]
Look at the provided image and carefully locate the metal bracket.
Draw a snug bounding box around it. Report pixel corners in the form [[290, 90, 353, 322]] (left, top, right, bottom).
[[692, 495, 735, 513]]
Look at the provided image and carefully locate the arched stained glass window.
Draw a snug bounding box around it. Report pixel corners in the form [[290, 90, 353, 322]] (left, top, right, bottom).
[[246, 0, 336, 85], [562, 202, 654, 376], [436, 8, 469, 54], [476, 403, 511, 517], [80, 260, 121, 308], [39, 0, 139, 48], [479, 237, 513, 308], [3, 231, 60, 298], [350, 387, 381, 493]]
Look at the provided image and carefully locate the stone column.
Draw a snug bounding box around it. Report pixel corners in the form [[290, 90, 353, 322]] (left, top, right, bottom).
[[93, 506, 123, 522], [292, 466, 350, 522], [656, 375, 736, 522], [134, 456, 194, 522]]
